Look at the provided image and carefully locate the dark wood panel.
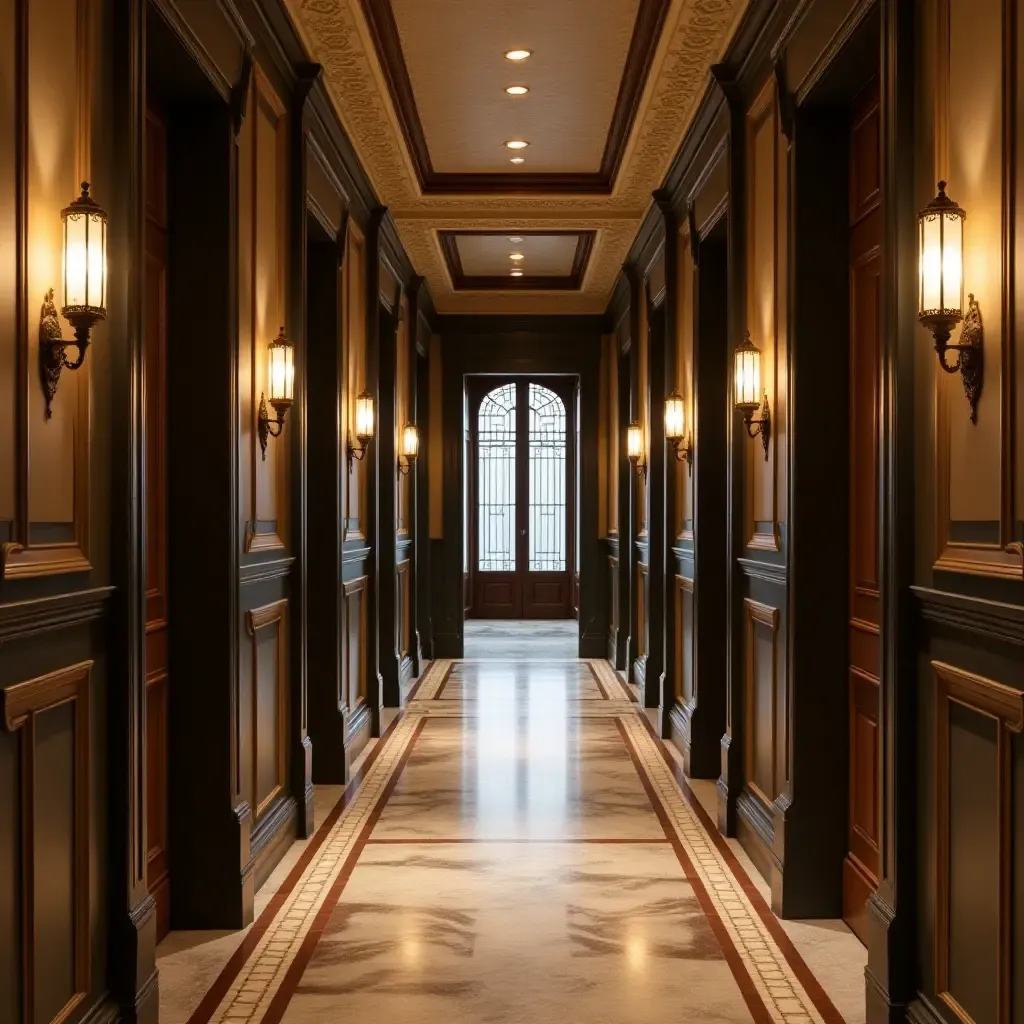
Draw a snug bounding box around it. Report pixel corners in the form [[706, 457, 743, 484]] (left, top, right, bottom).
[[844, 77, 881, 942], [1, 662, 91, 1024], [246, 600, 289, 823], [144, 96, 171, 944]]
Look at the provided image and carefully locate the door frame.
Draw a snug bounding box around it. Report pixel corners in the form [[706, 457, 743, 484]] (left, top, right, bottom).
[[466, 374, 578, 620]]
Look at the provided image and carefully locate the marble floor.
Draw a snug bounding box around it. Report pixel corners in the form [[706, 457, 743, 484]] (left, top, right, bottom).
[[463, 618, 578, 659], [160, 658, 864, 1024]]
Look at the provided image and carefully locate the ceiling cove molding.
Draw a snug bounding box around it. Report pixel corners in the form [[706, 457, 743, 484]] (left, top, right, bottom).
[[284, 0, 748, 312], [357, 0, 671, 195], [439, 231, 597, 292]]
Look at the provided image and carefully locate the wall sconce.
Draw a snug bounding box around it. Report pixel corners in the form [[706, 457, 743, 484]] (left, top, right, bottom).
[[348, 390, 375, 468], [39, 182, 108, 418], [734, 332, 770, 461], [397, 422, 419, 477], [257, 327, 294, 460], [664, 389, 693, 475], [627, 421, 647, 479], [918, 180, 982, 422]]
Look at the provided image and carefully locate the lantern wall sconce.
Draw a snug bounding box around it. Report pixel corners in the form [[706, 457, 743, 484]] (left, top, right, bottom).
[[258, 327, 294, 460], [348, 390, 375, 469], [734, 332, 771, 461], [627, 422, 647, 479], [397, 422, 419, 477], [664, 389, 694, 476], [39, 182, 108, 418], [918, 181, 983, 422]]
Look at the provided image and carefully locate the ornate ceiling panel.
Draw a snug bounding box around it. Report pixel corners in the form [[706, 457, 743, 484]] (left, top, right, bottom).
[[286, 0, 746, 313]]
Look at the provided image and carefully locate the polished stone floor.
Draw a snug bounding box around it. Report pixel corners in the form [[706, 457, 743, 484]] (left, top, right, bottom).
[[463, 618, 578, 659], [159, 658, 865, 1024]]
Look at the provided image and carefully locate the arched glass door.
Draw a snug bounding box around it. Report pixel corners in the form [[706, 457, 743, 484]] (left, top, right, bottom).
[[469, 378, 575, 618]]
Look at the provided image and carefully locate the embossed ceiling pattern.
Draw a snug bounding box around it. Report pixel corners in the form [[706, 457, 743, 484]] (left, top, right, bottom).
[[285, 0, 747, 313]]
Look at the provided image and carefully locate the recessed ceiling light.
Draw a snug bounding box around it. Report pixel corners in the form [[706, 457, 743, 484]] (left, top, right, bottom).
[[505, 85, 529, 96], [505, 139, 529, 150], [505, 49, 531, 61], [510, 157, 525, 165], [510, 270, 524, 277], [510, 253, 525, 261], [509, 236, 524, 242]]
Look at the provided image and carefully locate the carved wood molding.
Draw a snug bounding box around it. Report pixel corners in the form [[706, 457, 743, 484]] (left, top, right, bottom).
[[246, 599, 289, 820], [0, 586, 112, 642]]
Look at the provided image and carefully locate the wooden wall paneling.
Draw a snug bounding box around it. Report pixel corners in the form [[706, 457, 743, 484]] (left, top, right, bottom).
[[397, 558, 412, 687], [744, 78, 782, 554], [614, 332, 633, 671], [2, 0, 92, 581], [718, 61, 748, 839], [1, 661, 91, 1024], [366, 208, 388, 717], [246, 599, 288, 828], [244, 65, 288, 555], [107, 0, 158, 1010], [343, 218, 368, 546], [342, 571, 370, 760], [305, 209, 347, 784], [143, 95, 171, 943], [866, 0, 918, 1017], [159, 39, 247, 930], [287, 68, 319, 839], [933, 661, 1023, 1024], [655, 192, 680, 731], [742, 596, 780, 811], [686, 207, 730, 781], [413, 289, 431, 667], [933, 0, 1022, 579]]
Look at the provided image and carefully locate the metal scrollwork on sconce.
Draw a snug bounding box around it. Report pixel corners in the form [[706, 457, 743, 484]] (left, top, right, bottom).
[[937, 293, 983, 423], [38, 289, 89, 419]]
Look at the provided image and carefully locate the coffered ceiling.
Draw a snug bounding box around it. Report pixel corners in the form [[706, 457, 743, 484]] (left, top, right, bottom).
[[285, 0, 746, 313]]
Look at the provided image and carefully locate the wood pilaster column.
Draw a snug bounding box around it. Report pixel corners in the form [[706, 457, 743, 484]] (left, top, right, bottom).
[[108, 0, 157, 1016]]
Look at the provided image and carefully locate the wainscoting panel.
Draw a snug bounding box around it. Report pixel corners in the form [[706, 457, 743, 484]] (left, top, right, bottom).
[[343, 575, 368, 719], [246, 600, 288, 823], [1, 661, 91, 1024], [744, 597, 780, 809], [934, 660, 1022, 1024], [676, 574, 695, 706]]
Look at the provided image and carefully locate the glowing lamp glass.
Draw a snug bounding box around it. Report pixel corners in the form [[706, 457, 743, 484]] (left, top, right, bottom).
[[401, 423, 420, 460], [918, 181, 965, 322], [355, 391, 375, 441], [627, 422, 643, 460], [664, 391, 685, 441], [267, 329, 294, 406], [734, 335, 762, 410], [62, 182, 107, 317]]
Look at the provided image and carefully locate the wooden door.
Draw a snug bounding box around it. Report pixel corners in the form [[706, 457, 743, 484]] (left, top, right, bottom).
[[844, 78, 882, 944], [144, 98, 171, 942], [470, 378, 575, 619]]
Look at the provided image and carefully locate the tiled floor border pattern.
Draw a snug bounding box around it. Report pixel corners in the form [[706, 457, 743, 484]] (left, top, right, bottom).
[[187, 658, 844, 1024], [421, 658, 634, 703]]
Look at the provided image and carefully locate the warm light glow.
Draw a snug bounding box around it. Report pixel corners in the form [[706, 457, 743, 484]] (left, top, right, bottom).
[[510, 253, 525, 261], [627, 422, 643, 460], [734, 334, 762, 409], [401, 422, 419, 460], [62, 183, 107, 314], [510, 157, 525, 165], [267, 329, 294, 405], [505, 139, 529, 150], [505, 85, 529, 95], [510, 270, 524, 277], [355, 390, 375, 441], [504, 49, 531, 60], [664, 390, 685, 441], [509, 236, 524, 242], [918, 182, 965, 320]]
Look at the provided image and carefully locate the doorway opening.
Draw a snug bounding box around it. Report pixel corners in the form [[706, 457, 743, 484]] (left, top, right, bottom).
[[465, 376, 579, 648]]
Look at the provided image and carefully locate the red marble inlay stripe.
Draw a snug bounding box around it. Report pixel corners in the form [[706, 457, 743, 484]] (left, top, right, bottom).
[[634, 714, 847, 1024]]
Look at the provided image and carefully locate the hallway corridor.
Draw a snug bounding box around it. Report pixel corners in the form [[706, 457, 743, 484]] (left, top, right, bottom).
[[162, 659, 862, 1024]]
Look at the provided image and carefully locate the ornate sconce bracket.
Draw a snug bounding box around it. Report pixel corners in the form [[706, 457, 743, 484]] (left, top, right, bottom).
[[38, 289, 90, 419], [742, 394, 771, 461], [932, 293, 983, 423], [257, 392, 288, 460]]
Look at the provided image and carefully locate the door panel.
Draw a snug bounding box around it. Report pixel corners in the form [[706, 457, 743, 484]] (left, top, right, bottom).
[[144, 98, 171, 943], [844, 78, 881, 945], [470, 378, 575, 619]]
